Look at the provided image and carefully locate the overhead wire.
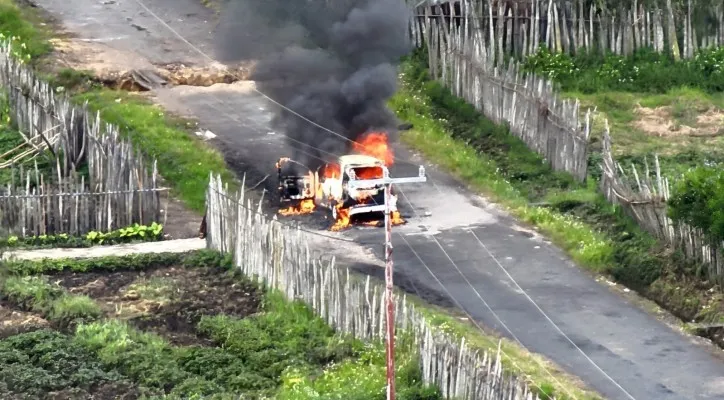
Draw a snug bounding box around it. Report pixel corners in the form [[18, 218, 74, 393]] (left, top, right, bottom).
[[122, 1, 636, 397]]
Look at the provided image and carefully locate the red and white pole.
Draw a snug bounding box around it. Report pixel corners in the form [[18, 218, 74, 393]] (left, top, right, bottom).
[[384, 182, 395, 400]]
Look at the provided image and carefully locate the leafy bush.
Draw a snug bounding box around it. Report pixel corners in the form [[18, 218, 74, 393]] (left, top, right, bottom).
[[197, 292, 360, 382], [74, 320, 198, 391], [74, 302, 358, 398], [1, 222, 164, 249], [668, 166, 724, 244], [521, 46, 724, 93], [0, 329, 129, 397]]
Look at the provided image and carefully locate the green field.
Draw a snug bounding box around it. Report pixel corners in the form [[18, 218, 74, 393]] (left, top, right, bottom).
[[0, 251, 442, 399]]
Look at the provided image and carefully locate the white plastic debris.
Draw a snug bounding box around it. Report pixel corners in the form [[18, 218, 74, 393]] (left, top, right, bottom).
[[195, 129, 216, 140]]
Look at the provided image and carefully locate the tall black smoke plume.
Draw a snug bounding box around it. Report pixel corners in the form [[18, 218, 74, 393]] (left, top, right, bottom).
[[215, 0, 411, 172]]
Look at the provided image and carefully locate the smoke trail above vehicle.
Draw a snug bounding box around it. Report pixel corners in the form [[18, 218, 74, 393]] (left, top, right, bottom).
[[215, 0, 411, 172]]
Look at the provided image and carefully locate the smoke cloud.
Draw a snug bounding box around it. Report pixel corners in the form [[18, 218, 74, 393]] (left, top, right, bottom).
[[215, 0, 411, 172]]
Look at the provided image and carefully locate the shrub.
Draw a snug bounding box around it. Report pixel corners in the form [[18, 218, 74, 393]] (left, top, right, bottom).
[[0, 330, 126, 396], [668, 166, 724, 244], [521, 46, 724, 94], [196, 292, 359, 382]]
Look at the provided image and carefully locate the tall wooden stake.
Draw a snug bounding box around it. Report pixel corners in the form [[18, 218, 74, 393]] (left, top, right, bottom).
[[346, 166, 427, 400], [384, 182, 395, 400]]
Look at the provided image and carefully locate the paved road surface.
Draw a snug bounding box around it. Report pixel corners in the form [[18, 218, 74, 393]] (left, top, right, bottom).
[[29, 0, 724, 398]]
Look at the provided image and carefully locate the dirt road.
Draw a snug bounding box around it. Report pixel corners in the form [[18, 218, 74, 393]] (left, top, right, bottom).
[[29, 0, 724, 398]]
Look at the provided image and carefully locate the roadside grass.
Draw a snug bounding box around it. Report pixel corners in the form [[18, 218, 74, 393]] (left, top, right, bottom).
[[74, 89, 238, 212], [0, 0, 52, 61], [0, 0, 238, 214], [390, 52, 724, 348]]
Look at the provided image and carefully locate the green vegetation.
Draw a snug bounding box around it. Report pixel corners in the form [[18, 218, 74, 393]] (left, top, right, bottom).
[[390, 50, 723, 337], [0, 0, 52, 61], [3, 252, 185, 275], [525, 47, 724, 178], [524, 46, 724, 264], [1, 275, 102, 328], [0, 330, 143, 398], [668, 166, 724, 244], [1, 222, 164, 249], [75, 90, 238, 212], [522, 46, 724, 94], [0, 249, 442, 399]]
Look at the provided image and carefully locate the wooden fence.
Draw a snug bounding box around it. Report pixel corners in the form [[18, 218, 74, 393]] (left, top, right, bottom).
[[413, 0, 723, 60], [412, 1, 724, 283], [600, 125, 724, 284], [0, 42, 164, 236], [411, 1, 591, 181], [205, 174, 542, 400]]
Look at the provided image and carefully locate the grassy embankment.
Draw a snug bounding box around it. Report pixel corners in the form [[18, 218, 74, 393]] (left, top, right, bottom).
[[0, 1, 602, 399], [390, 49, 724, 339], [0, 0, 235, 213]]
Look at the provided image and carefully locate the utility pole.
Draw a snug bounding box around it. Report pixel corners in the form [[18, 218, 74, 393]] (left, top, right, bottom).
[[348, 165, 427, 400]]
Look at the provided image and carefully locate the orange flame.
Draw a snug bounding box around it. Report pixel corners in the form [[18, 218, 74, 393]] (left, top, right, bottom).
[[352, 166, 384, 180], [323, 163, 341, 179], [278, 199, 315, 216], [353, 132, 393, 166], [391, 211, 405, 225], [330, 204, 350, 231]]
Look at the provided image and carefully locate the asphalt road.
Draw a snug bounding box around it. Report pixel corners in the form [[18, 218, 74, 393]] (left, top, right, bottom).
[[30, 0, 724, 398]]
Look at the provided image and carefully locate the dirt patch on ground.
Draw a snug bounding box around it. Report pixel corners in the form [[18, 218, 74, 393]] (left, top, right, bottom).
[[161, 194, 203, 239], [49, 38, 254, 89], [0, 300, 50, 339], [633, 105, 724, 137], [57, 265, 261, 345]]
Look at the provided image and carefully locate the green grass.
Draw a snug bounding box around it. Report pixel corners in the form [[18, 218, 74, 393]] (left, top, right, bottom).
[[0, 0, 238, 213], [563, 86, 724, 174], [1, 275, 102, 327], [0, 0, 52, 61], [74, 89, 238, 213]]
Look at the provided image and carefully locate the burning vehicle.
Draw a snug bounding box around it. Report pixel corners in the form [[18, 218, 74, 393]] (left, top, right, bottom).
[[277, 132, 425, 231], [276, 157, 315, 216]]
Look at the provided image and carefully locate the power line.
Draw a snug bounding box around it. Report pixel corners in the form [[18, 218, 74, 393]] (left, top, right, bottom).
[[130, 0, 423, 170], [116, 3, 632, 398], [396, 174, 635, 399], [392, 187, 580, 399]]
